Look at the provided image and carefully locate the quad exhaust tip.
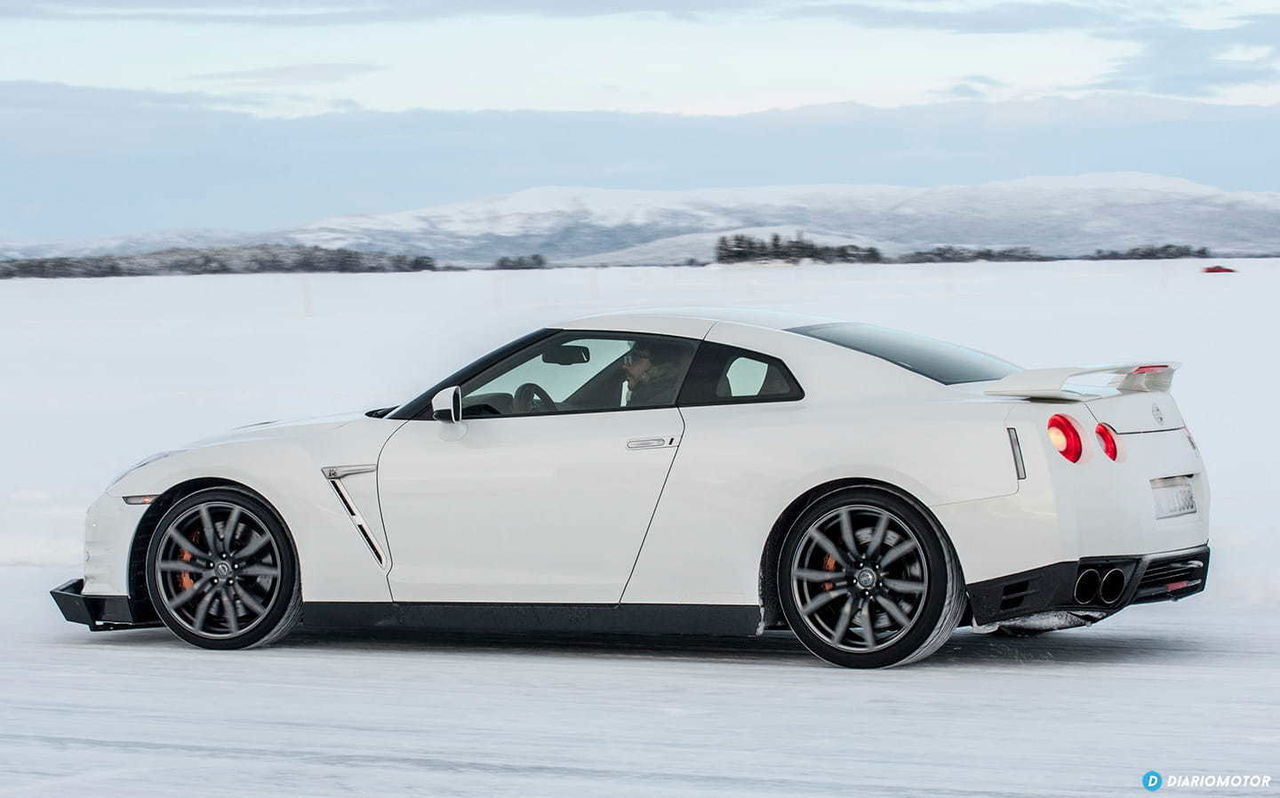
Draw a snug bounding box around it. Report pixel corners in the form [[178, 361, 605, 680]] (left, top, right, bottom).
[[1073, 569, 1101, 605], [1099, 568, 1127, 605]]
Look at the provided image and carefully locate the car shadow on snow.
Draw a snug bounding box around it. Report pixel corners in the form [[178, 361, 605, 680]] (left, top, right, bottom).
[[262, 625, 1202, 670], [55, 620, 1204, 669]]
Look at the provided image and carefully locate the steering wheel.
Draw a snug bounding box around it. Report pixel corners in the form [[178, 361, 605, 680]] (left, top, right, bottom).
[[513, 382, 558, 414]]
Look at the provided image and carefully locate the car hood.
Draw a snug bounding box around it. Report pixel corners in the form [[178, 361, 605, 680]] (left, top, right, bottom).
[[185, 411, 373, 449]]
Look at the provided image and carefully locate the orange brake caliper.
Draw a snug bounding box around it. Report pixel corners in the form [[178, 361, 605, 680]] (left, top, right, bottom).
[[821, 554, 838, 591]]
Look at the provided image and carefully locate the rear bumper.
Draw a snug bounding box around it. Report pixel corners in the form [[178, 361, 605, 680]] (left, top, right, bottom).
[[50, 579, 160, 631], [966, 545, 1209, 627]]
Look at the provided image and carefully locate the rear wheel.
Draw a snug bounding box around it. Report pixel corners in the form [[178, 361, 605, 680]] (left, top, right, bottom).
[[777, 487, 965, 668], [145, 488, 301, 650]]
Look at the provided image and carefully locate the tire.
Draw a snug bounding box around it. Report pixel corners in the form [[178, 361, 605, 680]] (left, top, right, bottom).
[[145, 487, 302, 650], [777, 486, 965, 668]]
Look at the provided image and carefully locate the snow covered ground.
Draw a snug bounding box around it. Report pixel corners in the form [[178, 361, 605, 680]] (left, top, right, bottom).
[[2, 566, 1276, 796], [1, 258, 1277, 794]]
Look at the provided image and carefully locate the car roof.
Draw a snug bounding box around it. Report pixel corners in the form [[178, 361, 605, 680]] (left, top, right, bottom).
[[561, 307, 837, 336]]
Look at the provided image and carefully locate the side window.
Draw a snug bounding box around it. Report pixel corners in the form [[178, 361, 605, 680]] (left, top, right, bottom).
[[678, 342, 804, 406], [459, 331, 698, 417]]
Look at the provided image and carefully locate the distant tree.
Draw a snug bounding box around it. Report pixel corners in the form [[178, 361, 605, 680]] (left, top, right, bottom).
[[713, 233, 881, 264]]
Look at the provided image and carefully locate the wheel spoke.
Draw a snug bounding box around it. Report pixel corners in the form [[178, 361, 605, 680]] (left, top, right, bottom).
[[882, 578, 925, 595], [875, 595, 912, 628], [806, 529, 848, 569], [234, 532, 271, 562], [157, 560, 209, 574], [234, 582, 266, 615], [879, 539, 918, 568], [838, 509, 859, 559], [831, 596, 855, 645], [167, 574, 213, 610], [240, 564, 280, 578], [856, 601, 875, 648], [198, 505, 218, 555], [222, 507, 242, 551], [165, 528, 207, 561], [800, 587, 847, 616], [794, 568, 846, 583], [192, 589, 217, 631], [866, 511, 889, 558], [223, 591, 240, 634]]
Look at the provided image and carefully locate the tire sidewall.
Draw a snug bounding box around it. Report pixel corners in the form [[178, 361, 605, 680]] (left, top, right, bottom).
[[145, 487, 300, 650], [777, 486, 953, 668]]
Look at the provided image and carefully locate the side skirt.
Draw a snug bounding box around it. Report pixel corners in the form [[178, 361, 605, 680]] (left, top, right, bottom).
[[300, 602, 763, 637]]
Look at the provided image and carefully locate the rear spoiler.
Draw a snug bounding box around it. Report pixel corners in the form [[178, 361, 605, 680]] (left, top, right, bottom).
[[984, 363, 1179, 400]]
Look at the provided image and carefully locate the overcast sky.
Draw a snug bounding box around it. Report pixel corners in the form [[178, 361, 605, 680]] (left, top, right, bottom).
[[2, 1, 1279, 240], [2, 0, 1278, 115]]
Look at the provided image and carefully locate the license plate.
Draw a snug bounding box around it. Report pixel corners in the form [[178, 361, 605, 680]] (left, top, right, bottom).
[[1151, 476, 1197, 519]]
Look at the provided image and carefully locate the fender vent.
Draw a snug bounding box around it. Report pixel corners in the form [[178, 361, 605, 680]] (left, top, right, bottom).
[[324, 472, 385, 567]]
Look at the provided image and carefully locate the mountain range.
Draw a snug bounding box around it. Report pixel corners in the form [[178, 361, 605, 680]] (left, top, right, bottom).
[[5, 172, 1280, 265]]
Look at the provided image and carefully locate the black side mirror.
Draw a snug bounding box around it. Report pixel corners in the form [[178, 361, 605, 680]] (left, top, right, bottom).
[[541, 344, 590, 366]]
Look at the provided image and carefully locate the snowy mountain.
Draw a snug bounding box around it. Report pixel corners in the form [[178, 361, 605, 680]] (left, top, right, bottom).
[[6, 173, 1280, 264]]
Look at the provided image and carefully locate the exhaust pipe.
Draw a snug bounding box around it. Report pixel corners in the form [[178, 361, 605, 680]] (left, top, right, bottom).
[[1099, 568, 1127, 605], [1074, 568, 1101, 605]]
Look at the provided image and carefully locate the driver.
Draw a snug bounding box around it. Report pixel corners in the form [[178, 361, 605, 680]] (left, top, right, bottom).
[[624, 342, 693, 407]]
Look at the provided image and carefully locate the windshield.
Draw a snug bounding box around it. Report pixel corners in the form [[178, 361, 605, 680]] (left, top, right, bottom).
[[790, 322, 1021, 385]]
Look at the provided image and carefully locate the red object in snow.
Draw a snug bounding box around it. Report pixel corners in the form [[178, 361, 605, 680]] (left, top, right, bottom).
[[1202, 265, 1237, 273]]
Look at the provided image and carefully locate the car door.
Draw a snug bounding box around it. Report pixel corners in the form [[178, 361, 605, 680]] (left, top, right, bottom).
[[377, 331, 697, 603]]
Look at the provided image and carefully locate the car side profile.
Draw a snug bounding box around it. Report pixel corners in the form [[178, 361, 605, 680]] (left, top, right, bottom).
[[52, 308, 1210, 668]]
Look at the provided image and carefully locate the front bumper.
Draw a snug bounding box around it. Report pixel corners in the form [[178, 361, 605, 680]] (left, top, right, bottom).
[[50, 579, 160, 631], [966, 545, 1210, 627]]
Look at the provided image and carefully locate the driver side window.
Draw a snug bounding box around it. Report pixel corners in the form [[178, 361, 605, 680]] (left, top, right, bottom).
[[459, 331, 697, 418]]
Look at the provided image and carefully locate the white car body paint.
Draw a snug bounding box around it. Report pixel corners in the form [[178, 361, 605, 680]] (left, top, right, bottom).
[[79, 308, 1208, 621]]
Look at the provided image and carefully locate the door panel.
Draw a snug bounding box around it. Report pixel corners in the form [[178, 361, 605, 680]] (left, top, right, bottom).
[[377, 408, 683, 602]]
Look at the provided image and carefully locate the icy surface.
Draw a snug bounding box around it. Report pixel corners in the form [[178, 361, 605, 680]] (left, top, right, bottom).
[[1, 259, 1277, 794], [3, 567, 1277, 796]]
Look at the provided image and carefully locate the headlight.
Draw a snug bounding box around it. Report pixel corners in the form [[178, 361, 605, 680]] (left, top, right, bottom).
[[107, 450, 178, 488]]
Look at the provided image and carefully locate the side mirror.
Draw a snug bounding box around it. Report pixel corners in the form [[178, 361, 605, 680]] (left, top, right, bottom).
[[542, 344, 590, 366], [431, 386, 462, 423]]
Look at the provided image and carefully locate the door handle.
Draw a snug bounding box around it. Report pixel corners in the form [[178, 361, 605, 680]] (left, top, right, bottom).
[[626, 436, 675, 450]]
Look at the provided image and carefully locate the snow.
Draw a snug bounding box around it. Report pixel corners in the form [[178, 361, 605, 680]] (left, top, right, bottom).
[[3, 565, 1277, 796], [2, 258, 1276, 597], [9, 173, 1280, 262], [2, 258, 1277, 794]]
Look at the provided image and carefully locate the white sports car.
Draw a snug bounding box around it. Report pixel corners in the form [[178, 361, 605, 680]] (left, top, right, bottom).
[[52, 309, 1210, 668]]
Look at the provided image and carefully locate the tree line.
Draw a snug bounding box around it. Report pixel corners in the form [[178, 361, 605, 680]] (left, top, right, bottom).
[[715, 233, 882, 264], [713, 235, 1216, 264], [0, 245, 436, 280]]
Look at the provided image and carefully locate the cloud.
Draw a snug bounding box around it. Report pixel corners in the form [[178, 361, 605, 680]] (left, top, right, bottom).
[[1093, 16, 1280, 95], [930, 74, 1008, 99], [0, 0, 773, 24], [789, 3, 1280, 97], [190, 63, 385, 86], [789, 2, 1124, 33]]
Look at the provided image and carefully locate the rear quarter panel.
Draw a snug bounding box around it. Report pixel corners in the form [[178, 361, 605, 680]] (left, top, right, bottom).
[[622, 322, 1022, 605]]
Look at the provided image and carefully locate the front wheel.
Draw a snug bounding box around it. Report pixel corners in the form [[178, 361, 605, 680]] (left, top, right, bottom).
[[145, 488, 301, 650], [777, 487, 965, 668]]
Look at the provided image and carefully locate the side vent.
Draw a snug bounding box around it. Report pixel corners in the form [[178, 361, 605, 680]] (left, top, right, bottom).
[[1007, 427, 1026, 480], [322, 466, 385, 566]]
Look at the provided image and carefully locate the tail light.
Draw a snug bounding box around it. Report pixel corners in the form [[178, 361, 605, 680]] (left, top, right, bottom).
[[1047, 414, 1082, 462], [1095, 423, 1118, 460]]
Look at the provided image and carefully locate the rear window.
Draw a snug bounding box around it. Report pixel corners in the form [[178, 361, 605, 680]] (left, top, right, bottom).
[[790, 322, 1020, 385]]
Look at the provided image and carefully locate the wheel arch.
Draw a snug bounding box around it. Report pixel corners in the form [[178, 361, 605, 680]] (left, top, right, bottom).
[[757, 477, 965, 630], [125, 477, 290, 602]]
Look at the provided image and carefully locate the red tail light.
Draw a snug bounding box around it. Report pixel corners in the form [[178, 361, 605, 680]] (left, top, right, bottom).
[[1047, 414, 1082, 462], [1095, 423, 1118, 460]]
